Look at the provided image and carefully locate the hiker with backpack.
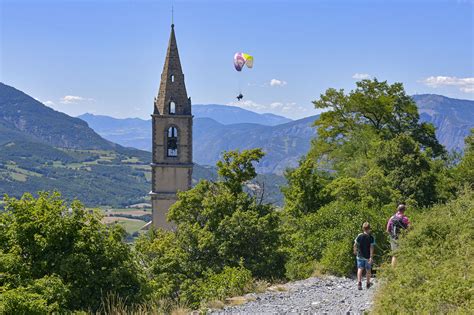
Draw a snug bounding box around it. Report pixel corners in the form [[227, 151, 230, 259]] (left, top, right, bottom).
[[386, 204, 411, 267], [353, 222, 375, 290]]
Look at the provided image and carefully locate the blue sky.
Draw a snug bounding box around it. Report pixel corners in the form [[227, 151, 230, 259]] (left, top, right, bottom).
[[1, 0, 473, 119]]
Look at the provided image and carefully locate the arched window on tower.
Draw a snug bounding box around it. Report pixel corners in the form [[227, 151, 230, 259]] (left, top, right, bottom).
[[171, 74, 175, 82], [169, 101, 176, 114], [167, 126, 178, 157]]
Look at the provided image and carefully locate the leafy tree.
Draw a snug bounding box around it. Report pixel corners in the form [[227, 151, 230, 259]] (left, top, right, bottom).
[[216, 149, 265, 193], [282, 157, 331, 218], [374, 134, 438, 207], [137, 149, 285, 308], [313, 79, 444, 157], [0, 192, 146, 311], [455, 129, 474, 187], [168, 149, 284, 279]]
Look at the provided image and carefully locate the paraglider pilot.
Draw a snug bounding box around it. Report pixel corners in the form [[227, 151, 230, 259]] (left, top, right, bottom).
[[234, 52, 253, 102]]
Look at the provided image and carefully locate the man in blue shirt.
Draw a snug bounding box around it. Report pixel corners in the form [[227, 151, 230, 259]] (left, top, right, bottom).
[[354, 222, 375, 290]]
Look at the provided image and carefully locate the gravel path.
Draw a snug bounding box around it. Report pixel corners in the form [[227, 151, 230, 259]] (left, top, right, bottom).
[[210, 276, 376, 314]]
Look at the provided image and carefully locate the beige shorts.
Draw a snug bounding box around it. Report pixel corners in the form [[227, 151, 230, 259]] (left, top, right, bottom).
[[390, 238, 399, 251]]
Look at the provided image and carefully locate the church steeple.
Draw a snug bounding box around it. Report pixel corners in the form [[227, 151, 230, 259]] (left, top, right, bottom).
[[154, 24, 191, 116], [150, 23, 193, 230]]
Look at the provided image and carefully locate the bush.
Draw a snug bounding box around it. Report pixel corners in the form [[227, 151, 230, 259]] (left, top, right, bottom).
[[180, 265, 253, 308], [200, 266, 253, 302], [0, 275, 69, 314], [0, 192, 146, 311], [373, 190, 474, 313], [319, 241, 355, 276]]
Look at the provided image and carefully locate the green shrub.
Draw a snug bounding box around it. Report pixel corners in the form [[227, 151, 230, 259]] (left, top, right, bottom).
[[319, 241, 354, 276], [200, 266, 253, 302], [373, 190, 474, 313], [177, 266, 253, 309], [0, 192, 146, 311], [0, 275, 69, 314]]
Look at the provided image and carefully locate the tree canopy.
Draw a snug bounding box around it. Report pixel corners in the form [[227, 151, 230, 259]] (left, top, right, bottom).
[[0, 192, 145, 312], [313, 79, 445, 158]]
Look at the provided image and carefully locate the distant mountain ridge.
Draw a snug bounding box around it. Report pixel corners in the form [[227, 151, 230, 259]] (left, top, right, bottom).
[[414, 94, 474, 151], [194, 115, 318, 174], [79, 94, 474, 174], [193, 104, 292, 125], [79, 113, 318, 174]]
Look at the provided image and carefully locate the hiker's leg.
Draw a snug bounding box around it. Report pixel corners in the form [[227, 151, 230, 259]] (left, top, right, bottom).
[[390, 239, 398, 267], [357, 268, 363, 283], [366, 268, 371, 284]]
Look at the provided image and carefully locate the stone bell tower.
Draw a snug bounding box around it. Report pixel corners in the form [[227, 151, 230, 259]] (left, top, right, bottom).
[[150, 24, 193, 229]]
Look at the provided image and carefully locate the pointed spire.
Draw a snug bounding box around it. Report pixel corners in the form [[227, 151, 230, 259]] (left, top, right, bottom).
[[154, 24, 191, 115]]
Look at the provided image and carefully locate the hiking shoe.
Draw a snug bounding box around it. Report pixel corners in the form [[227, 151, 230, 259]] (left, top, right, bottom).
[[366, 282, 372, 289], [358, 282, 362, 290]]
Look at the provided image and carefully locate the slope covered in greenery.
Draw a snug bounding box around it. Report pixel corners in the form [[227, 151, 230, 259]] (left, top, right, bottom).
[[373, 190, 473, 313], [0, 144, 150, 207], [0, 83, 116, 150]]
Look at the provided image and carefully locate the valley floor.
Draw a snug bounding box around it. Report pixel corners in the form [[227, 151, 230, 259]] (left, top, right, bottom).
[[210, 276, 376, 315]]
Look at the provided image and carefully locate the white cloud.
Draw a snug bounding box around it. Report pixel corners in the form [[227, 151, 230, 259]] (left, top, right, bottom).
[[269, 102, 294, 112], [352, 73, 371, 80], [270, 79, 287, 87], [60, 95, 94, 104], [227, 100, 267, 111], [420, 76, 474, 93]]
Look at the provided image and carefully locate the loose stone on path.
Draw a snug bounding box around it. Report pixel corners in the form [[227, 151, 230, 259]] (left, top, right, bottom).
[[209, 276, 376, 315]]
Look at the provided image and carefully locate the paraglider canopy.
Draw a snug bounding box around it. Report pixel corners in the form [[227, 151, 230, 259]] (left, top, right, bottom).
[[234, 52, 254, 71]]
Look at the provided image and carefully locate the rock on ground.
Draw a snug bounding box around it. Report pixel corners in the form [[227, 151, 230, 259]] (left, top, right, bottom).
[[209, 276, 376, 315]]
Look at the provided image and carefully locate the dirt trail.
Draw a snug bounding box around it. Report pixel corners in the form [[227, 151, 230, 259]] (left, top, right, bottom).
[[210, 276, 376, 314]]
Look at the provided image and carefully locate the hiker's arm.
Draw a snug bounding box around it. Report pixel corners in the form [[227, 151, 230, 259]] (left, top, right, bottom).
[[353, 243, 358, 255], [369, 244, 374, 263], [404, 216, 411, 229]]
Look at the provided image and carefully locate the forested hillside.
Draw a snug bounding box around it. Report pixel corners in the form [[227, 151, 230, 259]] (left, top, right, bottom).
[[0, 83, 116, 150], [1, 79, 471, 313]]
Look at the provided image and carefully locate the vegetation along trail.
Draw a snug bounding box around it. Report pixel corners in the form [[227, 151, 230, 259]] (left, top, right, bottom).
[[211, 276, 376, 314]]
